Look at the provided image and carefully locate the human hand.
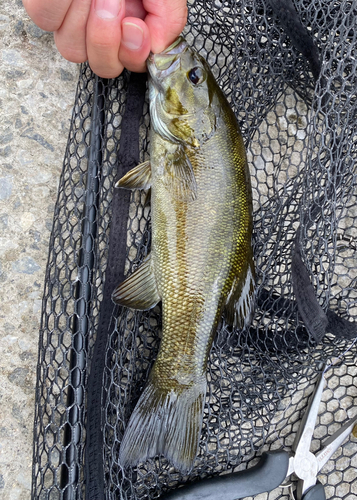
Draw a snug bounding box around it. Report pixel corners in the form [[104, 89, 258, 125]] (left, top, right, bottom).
[[22, 0, 188, 78]]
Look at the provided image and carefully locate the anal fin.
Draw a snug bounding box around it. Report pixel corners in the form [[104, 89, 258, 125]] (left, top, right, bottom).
[[225, 260, 255, 329], [116, 160, 151, 190], [112, 254, 160, 310]]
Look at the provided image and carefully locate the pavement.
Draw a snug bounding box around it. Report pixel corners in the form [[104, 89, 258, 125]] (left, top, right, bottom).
[[0, 2, 78, 498]]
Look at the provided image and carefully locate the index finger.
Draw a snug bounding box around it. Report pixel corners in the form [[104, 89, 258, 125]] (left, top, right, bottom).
[[143, 0, 187, 53], [22, 0, 73, 31]]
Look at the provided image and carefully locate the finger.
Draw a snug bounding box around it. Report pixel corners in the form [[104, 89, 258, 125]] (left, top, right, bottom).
[[54, 0, 92, 63], [22, 0, 73, 32], [143, 0, 187, 53], [119, 17, 151, 73], [125, 0, 146, 19], [86, 0, 125, 78]]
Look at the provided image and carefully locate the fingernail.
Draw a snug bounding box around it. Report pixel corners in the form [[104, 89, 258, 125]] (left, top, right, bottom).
[[95, 0, 122, 19], [122, 22, 144, 50]]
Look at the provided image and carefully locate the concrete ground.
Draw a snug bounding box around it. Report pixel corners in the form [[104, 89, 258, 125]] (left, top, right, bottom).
[[0, 2, 78, 498]]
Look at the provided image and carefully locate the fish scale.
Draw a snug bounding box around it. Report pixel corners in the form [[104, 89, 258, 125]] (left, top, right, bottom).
[[152, 135, 249, 382], [112, 36, 255, 473]]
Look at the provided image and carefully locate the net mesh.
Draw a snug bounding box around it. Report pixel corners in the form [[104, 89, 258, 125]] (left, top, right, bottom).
[[32, 1, 357, 499]]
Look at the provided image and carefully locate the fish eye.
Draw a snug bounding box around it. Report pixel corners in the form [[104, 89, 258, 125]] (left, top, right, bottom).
[[187, 67, 204, 85]]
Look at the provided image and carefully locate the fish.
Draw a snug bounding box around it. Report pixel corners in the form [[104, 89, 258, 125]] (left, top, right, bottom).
[[112, 36, 255, 473]]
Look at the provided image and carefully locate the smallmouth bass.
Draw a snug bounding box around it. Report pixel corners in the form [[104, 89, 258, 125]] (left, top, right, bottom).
[[112, 37, 255, 473]]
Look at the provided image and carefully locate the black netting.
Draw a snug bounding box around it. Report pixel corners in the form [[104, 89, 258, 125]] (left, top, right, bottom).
[[32, 1, 357, 499]]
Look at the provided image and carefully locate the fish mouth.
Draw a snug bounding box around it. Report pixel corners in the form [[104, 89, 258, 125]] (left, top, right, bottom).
[[148, 36, 188, 83]]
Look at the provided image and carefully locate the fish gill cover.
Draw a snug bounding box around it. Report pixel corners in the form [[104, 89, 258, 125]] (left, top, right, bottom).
[[32, 1, 357, 499]]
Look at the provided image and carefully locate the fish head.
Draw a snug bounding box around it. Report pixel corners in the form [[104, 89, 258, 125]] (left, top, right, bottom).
[[147, 37, 221, 147]]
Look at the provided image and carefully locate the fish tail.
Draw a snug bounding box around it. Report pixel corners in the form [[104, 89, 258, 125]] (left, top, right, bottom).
[[119, 376, 206, 473]]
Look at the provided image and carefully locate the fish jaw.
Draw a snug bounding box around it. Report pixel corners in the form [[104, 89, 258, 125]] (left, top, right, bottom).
[[147, 36, 188, 85], [147, 36, 217, 146], [147, 38, 190, 144]]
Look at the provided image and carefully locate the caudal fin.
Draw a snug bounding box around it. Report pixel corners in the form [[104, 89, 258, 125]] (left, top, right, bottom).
[[119, 377, 206, 473]]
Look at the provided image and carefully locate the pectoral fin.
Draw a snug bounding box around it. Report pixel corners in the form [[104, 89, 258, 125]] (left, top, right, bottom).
[[163, 147, 197, 202], [116, 160, 151, 190], [112, 254, 160, 310], [225, 260, 255, 329]]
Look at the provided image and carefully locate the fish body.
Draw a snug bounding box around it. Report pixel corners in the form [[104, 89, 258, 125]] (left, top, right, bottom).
[[113, 37, 254, 473]]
